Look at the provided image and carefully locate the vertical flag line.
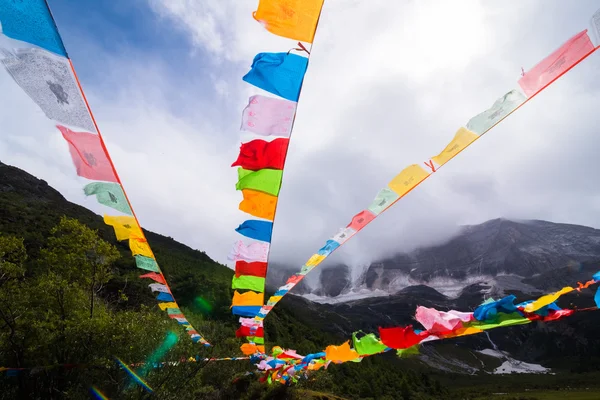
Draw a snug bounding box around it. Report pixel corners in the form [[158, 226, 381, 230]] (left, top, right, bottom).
[[254, 2, 326, 293]]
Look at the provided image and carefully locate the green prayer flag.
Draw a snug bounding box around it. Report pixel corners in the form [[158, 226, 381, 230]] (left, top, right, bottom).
[[167, 308, 181, 315], [367, 188, 399, 216], [466, 89, 526, 135], [397, 345, 420, 358], [352, 332, 387, 356], [135, 255, 161, 272], [232, 275, 265, 292], [468, 312, 531, 331], [236, 168, 283, 197], [84, 182, 132, 215], [248, 336, 265, 344]]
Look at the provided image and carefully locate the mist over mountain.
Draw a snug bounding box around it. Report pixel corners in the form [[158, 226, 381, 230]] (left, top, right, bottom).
[[272, 218, 600, 304]]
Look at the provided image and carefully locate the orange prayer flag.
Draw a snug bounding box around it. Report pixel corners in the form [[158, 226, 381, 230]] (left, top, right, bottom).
[[241, 343, 266, 355], [253, 0, 324, 43], [231, 290, 264, 307], [431, 127, 478, 167], [325, 341, 360, 362], [239, 189, 278, 221]]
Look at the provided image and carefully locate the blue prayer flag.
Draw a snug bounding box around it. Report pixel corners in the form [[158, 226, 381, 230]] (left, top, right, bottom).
[[242, 52, 308, 101]]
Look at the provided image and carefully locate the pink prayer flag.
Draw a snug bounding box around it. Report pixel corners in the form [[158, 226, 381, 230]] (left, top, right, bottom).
[[228, 240, 270, 263], [518, 29, 595, 97], [241, 95, 297, 137], [58, 125, 117, 182]]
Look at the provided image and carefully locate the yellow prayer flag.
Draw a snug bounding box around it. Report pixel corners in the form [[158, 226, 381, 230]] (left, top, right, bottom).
[[325, 341, 360, 362], [524, 286, 574, 313], [253, 0, 324, 43], [158, 302, 177, 310], [104, 215, 143, 241], [129, 237, 154, 258], [305, 254, 325, 267], [387, 164, 429, 197], [455, 326, 483, 337], [232, 290, 264, 307], [431, 127, 478, 167]]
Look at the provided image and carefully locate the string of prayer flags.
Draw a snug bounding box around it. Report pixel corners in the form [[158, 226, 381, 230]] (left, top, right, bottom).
[[252, 0, 324, 44], [241, 95, 296, 136], [58, 125, 117, 182], [518, 30, 595, 97], [254, 10, 600, 327], [231, 138, 290, 171], [242, 52, 309, 102], [230, 0, 324, 354], [0, 0, 209, 346], [83, 182, 132, 215]]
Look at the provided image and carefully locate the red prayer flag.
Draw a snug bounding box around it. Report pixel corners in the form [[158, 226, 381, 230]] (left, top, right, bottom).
[[231, 138, 289, 171], [379, 325, 428, 349], [235, 261, 268, 278], [518, 30, 595, 97], [58, 125, 117, 182], [346, 210, 375, 231], [236, 325, 265, 337], [139, 272, 166, 284]]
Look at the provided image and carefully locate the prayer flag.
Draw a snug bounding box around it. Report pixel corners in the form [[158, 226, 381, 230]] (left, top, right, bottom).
[[84, 182, 132, 215], [324, 341, 359, 362], [379, 326, 427, 349], [431, 127, 478, 167], [0, 0, 67, 56], [241, 95, 296, 136], [239, 189, 278, 221], [242, 52, 308, 102], [305, 254, 325, 267], [158, 302, 178, 311], [518, 30, 595, 97], [139, 272, 166, 284], [135, 255, 160, 272], [130, 237, 153, 258], [149, 283, 170, 293], [232, 306, 262, 317], [232, 275, 266, 292], [466, 90, 526, 135], [352, 332, 387, 356], [236, 326, 265, 338], [367, 188, 399, 216], [228, 241, 270, 263], [235, 220, 273, 243], [157, 292, 174, 302], [103, 215, 142, 241], [346, 210, 375, 232], [253, 0, 324, 43], [232, 290, 264, 306], [317, 240, 340, 256], [232, 138, 289, 171], [59, 125, 116, 182], [2, 49, 95, 131], [523, 286, 574, 313], [236, 168, 283, 196], [387, 164, 429, 197], [330, 227, 356, 245], [235, 261, 268, 278]]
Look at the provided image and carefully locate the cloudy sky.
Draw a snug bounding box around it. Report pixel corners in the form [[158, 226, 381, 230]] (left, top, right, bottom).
[[1, 1, 599, 281]]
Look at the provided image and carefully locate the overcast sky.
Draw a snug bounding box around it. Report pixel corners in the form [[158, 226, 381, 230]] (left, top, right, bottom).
[[1, 1, 599, 278]]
